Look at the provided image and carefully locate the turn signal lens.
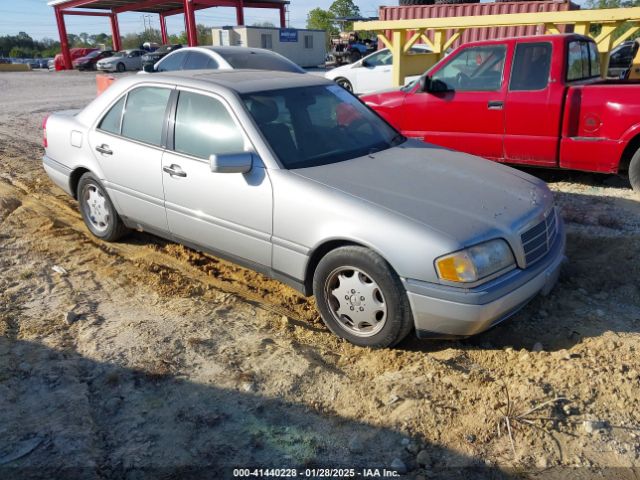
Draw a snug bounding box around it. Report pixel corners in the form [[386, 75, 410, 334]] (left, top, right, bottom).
[[435, 239, 515, 284]]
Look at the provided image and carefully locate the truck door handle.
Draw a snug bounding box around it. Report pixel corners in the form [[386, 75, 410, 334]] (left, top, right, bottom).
[[163, 164, 187, 177], [488, 100, 504, 110], [95, 144, 113, 155]]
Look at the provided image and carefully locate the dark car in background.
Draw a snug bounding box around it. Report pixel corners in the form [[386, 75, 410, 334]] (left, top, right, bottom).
[[607, 41, 634, 78], [141, 44, 182, 70], [74, 50, 114, 71]]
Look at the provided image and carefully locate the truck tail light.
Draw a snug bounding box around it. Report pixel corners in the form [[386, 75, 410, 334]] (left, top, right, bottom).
[[43, 115, 49, 148]]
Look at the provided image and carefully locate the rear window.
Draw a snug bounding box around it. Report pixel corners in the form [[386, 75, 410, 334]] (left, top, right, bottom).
[[509, 42, 552, 91], [217, 50, 304, 73], [567, 40, 601, 81]]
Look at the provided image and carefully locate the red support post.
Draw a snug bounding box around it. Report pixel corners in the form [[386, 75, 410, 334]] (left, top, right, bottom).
[[236, 0, 245, 26], [160, 14, 168, 44], [54, 6, 73, 70], [279, 5, 286, 28], [110, 13, 122, 51], [184, 0, 198, 46]]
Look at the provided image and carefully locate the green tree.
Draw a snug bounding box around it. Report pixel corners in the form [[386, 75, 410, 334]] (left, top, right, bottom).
[[586, 0, 640, 40], [307, 7, 338, 42], [329, 0, 360, 30]]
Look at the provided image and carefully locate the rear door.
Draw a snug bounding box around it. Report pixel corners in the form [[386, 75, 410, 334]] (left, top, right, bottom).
[[89, 85, 173, 232], [503, 40, 563, 166], [401, 43, 510, 161]]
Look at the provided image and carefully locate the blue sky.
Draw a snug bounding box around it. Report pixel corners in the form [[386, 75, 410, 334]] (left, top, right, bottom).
[[0, 0, 387, 40]]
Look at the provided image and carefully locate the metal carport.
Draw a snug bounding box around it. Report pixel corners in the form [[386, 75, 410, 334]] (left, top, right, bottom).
[[48, 0, 290, 70]]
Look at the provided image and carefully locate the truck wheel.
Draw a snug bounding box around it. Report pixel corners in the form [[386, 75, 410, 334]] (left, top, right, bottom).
[[313, 246, 414, 348], [77, 173, 128, 241], [335, 77, 353, 92], [117, 62, 125, 73], [349, 50, 362, 63], [629, 148, 640, 193]]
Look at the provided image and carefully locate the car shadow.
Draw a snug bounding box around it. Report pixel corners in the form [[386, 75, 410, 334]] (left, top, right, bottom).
[[0, 338, 516, 480]]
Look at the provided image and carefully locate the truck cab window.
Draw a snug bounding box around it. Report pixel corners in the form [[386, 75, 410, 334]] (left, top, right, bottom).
[[509, 42, 552, 91], [431, 45, 506, 92]]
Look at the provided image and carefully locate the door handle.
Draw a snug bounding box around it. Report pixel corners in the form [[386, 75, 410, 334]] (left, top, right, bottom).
[[488, 100, 504, 110], [163, 164, 187, 177], [95, 144, 113, 155]]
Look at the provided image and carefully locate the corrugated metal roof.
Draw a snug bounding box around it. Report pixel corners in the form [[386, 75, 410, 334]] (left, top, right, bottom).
[[48, 0, 288, 14], [379, 0, 579, 49]]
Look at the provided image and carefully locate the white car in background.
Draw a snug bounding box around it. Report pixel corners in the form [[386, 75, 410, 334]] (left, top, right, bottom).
[[142, 46, 305, 74], [325, 45, 432, 95]]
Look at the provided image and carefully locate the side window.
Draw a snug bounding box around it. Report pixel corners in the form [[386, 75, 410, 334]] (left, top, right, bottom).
[[261, 34, 273, 49], [589, 42, 601, 77], [509, 42, 552, 91], [174, 91, 245, 159], [567, 40, 600, 81], [364, 50, 392, 67], [98, 96, 126, 135], [157, 51, 186, 72], [304, 35, 313, 49], [184, 52, 217, 70], [121, 87, 171, 146], [431, 45, 506, 91]]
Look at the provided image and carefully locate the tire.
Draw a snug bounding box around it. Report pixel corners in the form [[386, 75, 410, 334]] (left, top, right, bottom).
[[349, 50, 362, 63], [629, 147, 640, 193], [399, 0, 435, 4], [77, 173, 128, 242], [335, 77, 354, 93], [313, 246, 414, 348], [116, 62, 125, 73]]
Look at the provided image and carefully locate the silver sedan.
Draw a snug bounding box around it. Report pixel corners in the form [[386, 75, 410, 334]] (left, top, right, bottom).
[[42, 70, 565, 348], [96, 49, 144, 72]]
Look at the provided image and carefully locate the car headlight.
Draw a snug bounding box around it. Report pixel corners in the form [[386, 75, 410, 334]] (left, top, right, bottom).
[[435, 239, 515, 284]]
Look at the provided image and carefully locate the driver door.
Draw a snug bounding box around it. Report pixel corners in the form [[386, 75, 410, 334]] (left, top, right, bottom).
[[401, 43, 511, 161], [354, 49, 393, 94]]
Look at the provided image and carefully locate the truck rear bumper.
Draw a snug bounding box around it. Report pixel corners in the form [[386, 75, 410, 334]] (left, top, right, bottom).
[[404, 219, 566, 338]]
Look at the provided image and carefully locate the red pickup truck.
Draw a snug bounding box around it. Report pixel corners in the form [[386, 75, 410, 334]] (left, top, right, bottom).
[[361, 34, 640, 191]]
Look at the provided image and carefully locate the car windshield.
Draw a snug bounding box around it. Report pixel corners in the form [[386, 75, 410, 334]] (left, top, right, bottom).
[[242, 85, 404, 169], [112, 51, 125, 57], [218, 50, 304, 73], [85, 50, 102, 59]]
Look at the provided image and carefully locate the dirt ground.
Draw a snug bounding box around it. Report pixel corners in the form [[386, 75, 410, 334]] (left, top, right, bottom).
[[0, 71, 639, 480]]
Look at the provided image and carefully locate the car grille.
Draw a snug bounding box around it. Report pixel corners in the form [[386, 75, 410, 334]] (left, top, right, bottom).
[[521, 209, 557, 267]]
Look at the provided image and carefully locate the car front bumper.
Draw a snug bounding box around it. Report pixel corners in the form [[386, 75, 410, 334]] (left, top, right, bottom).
[[96, 64, 116, 72], [404, 219, 566, 338]]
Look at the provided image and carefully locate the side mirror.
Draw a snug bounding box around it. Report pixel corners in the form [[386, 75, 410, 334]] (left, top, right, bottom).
[[210, 152, 253, 174], [143, 63, 155, 73], [418, 75, 431, 92]]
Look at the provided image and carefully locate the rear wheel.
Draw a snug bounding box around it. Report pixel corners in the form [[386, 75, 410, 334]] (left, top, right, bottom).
[[335, 77, 353, 92], [117, 62, 125, 73], [629, 147, 640, 193], [313, 246, 414, 348], [77, 173, 128, 241]]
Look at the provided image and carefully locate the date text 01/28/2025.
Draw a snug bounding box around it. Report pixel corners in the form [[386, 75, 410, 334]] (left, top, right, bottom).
[[233, 468, 401, 477]]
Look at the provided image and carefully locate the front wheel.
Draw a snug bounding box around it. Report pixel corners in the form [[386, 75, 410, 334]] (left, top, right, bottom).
[[77, 173, 128, 241], [117, 62, 125, 73], [313, 246, 414, 348], [349, 50, 362, 63], [629, 147, 640, 193]]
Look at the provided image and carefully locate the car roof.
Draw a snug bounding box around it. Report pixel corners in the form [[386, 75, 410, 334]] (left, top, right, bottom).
[[142, 69, 331, 94], [185, 46, 282, 55]]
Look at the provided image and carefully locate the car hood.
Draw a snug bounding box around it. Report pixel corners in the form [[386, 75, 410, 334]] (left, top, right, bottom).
[[291, 139, 553, 245]]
